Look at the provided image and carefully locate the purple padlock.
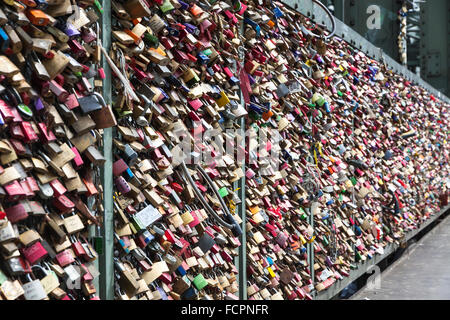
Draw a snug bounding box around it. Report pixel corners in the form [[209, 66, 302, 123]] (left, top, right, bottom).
[[81, 28, 97, 43], [157, 287, 168, 300], [114, 176, 131, 194], [178, 0, 189, 10], [34, 97, 45, 111], [183, 23, 198, 35], [64, 22, 80, 37]]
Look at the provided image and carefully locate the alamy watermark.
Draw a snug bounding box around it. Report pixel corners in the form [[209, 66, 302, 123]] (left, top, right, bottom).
[[366, 5, 381, 30], [365, 265, 382, 290], [171, 121, 282, 175]]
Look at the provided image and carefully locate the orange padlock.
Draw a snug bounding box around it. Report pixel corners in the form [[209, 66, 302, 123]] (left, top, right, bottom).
[[26, 9, 49, 26], [124, 29, 141, 44], [262, 110, 274, 121]]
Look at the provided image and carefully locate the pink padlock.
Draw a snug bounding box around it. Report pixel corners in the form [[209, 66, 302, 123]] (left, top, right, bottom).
[[98, 67, 106, 79], [188, 210, 201, 228], [5, 180, 27, 201], [49, 80, 69, 102], [21, 241, 48, 264], [245, 168, 255, 179], [71, 146, 84, 168], [55, 249, 75, 267], [49, 179, 67, 197]]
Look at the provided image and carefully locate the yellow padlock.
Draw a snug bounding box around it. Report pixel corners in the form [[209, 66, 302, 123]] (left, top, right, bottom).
[[180, 211, 194, 225], [299, 235, 307, 245], [267, 267, 276, 278], [215, 91, 230, 107], [345, 180, 353, 189]]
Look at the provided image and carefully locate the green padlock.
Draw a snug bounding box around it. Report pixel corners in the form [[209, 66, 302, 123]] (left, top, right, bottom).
[[159, 0, 175, 13], [202, 49, 213, 56], [94, 237, 104, 255], [218, 187, 229, 198], [0, 269, 7, 285], [144, 33, 160, 48], [17, 104, 33, 117], [312, 93, 326, 107], [299, 207, 307, 220], [132, 216, 145, 232], [193, 274, 208, 290], [350, 176, 357, 186]]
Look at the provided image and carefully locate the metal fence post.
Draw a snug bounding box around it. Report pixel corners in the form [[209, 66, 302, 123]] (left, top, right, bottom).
[[235, 19, 247, 300], [99, 0, 114, 300]]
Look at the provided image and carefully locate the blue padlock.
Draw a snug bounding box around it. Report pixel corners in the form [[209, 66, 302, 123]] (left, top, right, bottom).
[[197, 53, 210, 64], [176, 265, 187, 276], [35, 0, 48, 10], [123, 168, 135, 180], [167, 27, 180, 37], [273, 7, 283, 18], [0, 27, 10, 52], [181, 287, 198, 300], [244, 17, 258, 28], [249, 103, 263, 114], [229, 76, 240, 86], [206, 67, 214, 75]]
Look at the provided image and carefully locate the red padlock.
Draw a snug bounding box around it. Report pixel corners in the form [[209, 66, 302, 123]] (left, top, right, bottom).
[[5, 180, 27, 201], [21, 241, 48, 265], [52, 194, 75, 213], [5, 203, 28, 223], [49, 179, 67, 197], [55, 249, 75, 267]]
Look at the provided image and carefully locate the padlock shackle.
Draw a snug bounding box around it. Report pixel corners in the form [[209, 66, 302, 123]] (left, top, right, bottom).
[[179, 161, 242, 236], [92, 91, 107, 108], [31, 264, 48, 276]]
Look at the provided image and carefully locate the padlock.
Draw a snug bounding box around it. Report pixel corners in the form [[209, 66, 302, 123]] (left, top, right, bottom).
[[115, 258, 140, 297], [21, 273, 47, 300], [32, 264, 59, 295]]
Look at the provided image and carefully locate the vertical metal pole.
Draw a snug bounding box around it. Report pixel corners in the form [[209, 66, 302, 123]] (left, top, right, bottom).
[[99, 0, 114, 300], [236, 115, 247, 300], [351, 114, 356, 262], [308, 206, 315, 298], [236, 19, 247, 300]]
